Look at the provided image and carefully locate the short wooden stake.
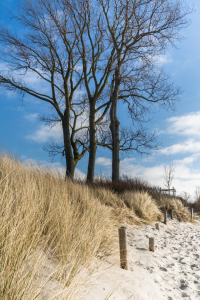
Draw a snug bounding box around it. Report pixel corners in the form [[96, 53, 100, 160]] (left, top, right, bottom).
[[149, 237, 155, 252], [118, 227, 128, 270], [171, 209, 173, 220], [155, 223, 160, 231], [191, 208, 193, 220], [164, 211, 167, 225]]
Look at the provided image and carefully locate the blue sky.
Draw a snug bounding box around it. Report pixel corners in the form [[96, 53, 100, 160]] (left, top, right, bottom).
[[1, 0, 200, 199]]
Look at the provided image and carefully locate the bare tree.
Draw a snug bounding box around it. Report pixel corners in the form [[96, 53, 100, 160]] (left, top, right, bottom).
[[194, 188, 200, 201], [0, 0, 95, 178], [66, 0, 165, 182], [99, 0, 191, 181], [181, 191, 191, 202], [66, 0, 116, 181], [163, 164, 175, 190]]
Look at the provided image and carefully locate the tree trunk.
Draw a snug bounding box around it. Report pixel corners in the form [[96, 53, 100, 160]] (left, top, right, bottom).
[[87, 100, 96, 182], [110, 64, 121, 181], [62, 116, 75, 179]]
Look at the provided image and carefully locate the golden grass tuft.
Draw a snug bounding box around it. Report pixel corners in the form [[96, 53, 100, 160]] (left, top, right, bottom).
[[90, 187, 143, 226], [121, 191, 163, 223], [155, 196, 191, 222]]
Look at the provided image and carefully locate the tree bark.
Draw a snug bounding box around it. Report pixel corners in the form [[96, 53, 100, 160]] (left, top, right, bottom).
[[110, 63, 121, 181], [62, 111, 75, 179], [87, 100, 97, 182]]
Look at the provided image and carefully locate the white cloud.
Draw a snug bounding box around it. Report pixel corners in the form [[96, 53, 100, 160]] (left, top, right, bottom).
[[165, 112, 200, 136], [26, 123, 63, 143], [155, 54, 173, 65], [0, 63, 51, 96], [157, 112, 200, 155], [96, 157, 112, 166], [160, 139, 200, 155], [140, 155, 155, 163], [120, 161, 164, 187], [24, 113, 39, 121], [173, 154, 200, 166]]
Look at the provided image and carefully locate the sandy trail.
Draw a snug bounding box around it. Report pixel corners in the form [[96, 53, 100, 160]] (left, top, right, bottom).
[[34, 217, 200, 300], [127, 218, 200, 300]]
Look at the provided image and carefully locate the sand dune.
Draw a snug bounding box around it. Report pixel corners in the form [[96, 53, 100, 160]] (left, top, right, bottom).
[[35, 217, 200, 300]]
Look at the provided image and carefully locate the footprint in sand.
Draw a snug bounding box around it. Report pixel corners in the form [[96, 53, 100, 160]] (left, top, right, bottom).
[[159, 267, 168, 272], [191, 264, 199, 271], [167, 263, 175, 268], [179, 280, 188, 291]]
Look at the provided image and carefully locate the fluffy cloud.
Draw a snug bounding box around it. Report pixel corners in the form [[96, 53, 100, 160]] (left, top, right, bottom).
[[96, 157, 112, 166], [24, 113, 39, 121], [0, 63, 51, 97], [160, 139, 200, 155], [26, 123, 63, 143], [155, 54, 173, 65], [165, 112, 200, 136], [157, 112, 200, 156]]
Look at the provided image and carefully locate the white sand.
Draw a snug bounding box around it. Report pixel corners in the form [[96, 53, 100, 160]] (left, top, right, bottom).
[[34, 216, 200, 300]]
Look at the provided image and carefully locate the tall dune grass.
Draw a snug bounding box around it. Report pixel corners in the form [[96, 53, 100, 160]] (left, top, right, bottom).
[[88, 177, 191, 223], [90, 187, 143, 226], [0, 149, 192, 299], [121, 191, 163, 222], [155, 195, 191, 222], [0, 150, 115, 298]]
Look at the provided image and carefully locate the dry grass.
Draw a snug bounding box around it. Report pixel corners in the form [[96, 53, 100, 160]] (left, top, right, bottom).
[[0, 149, 193, 299], [90, 187, 142, 226], [0, 150, 115, 299], [121, 191, 163, 223], [155, 195, 191, 222]]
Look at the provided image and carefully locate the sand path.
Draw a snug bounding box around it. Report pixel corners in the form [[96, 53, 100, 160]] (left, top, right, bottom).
[[35, 217, 200, 300], [127, 218, 200, 300]]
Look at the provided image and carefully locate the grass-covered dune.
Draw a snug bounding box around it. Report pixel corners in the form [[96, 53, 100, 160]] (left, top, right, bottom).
[[0, 150, 191, 299]]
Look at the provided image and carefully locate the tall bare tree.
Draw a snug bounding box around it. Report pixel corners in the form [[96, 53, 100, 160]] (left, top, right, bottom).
[[0, 0, 94, 178], [66, 0, 116, 181], [67, 0, 161, 182], [99, 0, 191, 181]]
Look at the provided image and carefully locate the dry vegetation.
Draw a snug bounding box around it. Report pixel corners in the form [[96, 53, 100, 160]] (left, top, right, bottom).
[[0, 149, 192, 299]]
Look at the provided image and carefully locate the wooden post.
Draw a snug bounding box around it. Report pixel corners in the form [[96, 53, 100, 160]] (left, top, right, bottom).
[[118, 227, 128, 270], [171, 209, 173, 220], [149, 238, 155, 252], [191, 208, 193, 220], [164, 211, 167, 225], [155, 223, 160, 231]]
